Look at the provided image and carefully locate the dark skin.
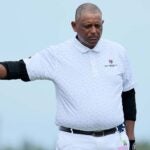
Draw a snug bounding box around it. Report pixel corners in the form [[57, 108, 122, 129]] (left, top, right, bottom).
[[0, 64, 7, 78], [71, 11, 135, 140], [71, 12, 104, 49], [0, 10, 135, 141]]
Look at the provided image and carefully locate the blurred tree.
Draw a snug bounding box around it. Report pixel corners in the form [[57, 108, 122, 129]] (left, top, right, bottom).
[[21, 141, 47, 150], [2, 147, 14, 150], [1, 141, 47, 150], [1, 141, 150, 150], [137, 142, 150, 150]]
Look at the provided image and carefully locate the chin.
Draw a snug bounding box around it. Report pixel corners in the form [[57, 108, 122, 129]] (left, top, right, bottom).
[[89, 42, 98, 48]]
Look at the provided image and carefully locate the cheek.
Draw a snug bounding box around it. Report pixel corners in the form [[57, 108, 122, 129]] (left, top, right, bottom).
[[99, 28, 103, 34], [78, 30, 88, 38]]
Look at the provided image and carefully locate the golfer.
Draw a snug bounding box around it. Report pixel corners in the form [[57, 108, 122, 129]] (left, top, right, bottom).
[[0, 3, 136, 150]]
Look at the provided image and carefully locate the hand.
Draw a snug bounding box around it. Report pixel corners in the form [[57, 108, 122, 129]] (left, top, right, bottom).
[[129, 140, 136, 150], [0, 64, 7, 78]]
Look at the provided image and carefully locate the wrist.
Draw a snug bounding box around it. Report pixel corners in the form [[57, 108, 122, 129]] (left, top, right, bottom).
[[129, 140, 136, 150]]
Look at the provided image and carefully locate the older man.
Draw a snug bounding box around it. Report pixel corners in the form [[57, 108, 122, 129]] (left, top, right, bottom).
[[0, 3, 136, 150]]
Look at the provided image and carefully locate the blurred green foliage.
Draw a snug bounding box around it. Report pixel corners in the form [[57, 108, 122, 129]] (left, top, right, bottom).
[[0, 141, 49, 150], [0, 142, 150, 150], [137, 142, 150, 150]]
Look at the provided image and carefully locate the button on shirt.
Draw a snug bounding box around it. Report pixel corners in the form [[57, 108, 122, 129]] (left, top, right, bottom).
[[24, 38, 135, 131]]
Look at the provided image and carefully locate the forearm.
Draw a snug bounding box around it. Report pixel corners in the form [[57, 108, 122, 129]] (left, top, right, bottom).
[[0, 64, 7, 78], [125, 120, 135, 140], [0, 60, 30, 81], [122, 89, 137, 150]]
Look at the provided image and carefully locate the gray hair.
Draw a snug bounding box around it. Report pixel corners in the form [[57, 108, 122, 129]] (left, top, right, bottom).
[[75, 3, 102, 21]]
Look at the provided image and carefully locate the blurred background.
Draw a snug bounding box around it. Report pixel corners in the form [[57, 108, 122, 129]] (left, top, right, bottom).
[[0, 0, 150, 149]]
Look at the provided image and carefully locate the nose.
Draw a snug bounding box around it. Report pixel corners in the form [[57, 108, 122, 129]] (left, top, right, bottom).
[[91, 26, 97, 34]]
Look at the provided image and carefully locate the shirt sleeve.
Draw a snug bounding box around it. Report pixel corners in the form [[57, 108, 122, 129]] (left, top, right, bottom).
[[23, 47, 57, 81], [122, 49, 135, 92]]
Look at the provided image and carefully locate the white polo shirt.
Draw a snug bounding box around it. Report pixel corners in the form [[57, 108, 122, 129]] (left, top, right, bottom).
[[24, 38, 135, 131]]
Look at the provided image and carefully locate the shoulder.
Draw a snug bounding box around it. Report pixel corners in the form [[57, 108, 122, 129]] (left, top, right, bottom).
[[48, 39, 73, 52], [101, 39, 126, 50], [38, 39, 73, 55], [100, 39, 128, 56]]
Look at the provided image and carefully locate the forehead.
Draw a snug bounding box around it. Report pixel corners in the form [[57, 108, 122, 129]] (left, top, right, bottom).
[[78, 12, 102, 23]]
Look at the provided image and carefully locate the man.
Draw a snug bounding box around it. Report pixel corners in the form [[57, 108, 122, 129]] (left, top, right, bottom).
[[0, 3, 136, 150]]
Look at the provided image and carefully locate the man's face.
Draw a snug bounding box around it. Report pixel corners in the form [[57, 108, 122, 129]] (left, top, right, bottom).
[[72, 12, 104, 49]]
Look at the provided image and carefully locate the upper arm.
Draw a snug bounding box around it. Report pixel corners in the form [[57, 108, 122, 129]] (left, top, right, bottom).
[[122, 50, 135, 92], [122, 88, 137, 121], [23, 48, 57, 81]]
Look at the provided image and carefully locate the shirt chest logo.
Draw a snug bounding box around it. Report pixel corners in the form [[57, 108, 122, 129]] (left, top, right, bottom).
[[104, 59, 118, 67]]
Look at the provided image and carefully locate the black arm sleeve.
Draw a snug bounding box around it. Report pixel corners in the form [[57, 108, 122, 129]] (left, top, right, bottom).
[[0, 60, 30, 81], [122, 88, 137, 121]]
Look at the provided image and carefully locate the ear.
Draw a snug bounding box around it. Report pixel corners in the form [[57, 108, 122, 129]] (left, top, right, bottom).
[[102, 20, 104, 24], [71, 21, 77, 32]]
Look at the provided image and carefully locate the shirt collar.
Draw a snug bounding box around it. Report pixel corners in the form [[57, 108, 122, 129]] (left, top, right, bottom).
[[73, 36, 101, 54]]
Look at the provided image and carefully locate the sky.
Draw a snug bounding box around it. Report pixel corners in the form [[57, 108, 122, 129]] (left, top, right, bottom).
[[0, 0, 150, 148]]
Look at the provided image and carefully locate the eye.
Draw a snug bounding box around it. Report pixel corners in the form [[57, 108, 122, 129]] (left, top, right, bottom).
[[95, 24, 103, 29], [83, 24, 92, 29]]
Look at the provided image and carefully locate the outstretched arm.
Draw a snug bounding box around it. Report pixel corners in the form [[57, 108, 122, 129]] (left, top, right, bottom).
[[0, 60, 30, 81]]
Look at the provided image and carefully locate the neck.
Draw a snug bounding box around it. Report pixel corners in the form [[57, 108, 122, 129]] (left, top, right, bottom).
[[76, 35, 95, 49]]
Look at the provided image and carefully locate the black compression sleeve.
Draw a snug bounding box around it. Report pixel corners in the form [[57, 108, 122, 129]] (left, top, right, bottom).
[[0, 60, 30, 81], [122, 89, 137, 121]]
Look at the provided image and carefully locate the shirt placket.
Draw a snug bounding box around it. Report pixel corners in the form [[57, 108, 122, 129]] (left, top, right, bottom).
[[89, 52, 99, 78]]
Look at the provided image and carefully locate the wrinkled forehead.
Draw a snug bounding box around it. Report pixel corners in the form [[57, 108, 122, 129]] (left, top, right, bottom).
[[76, 12, 103, 24], [80, 11, 102, 20]]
